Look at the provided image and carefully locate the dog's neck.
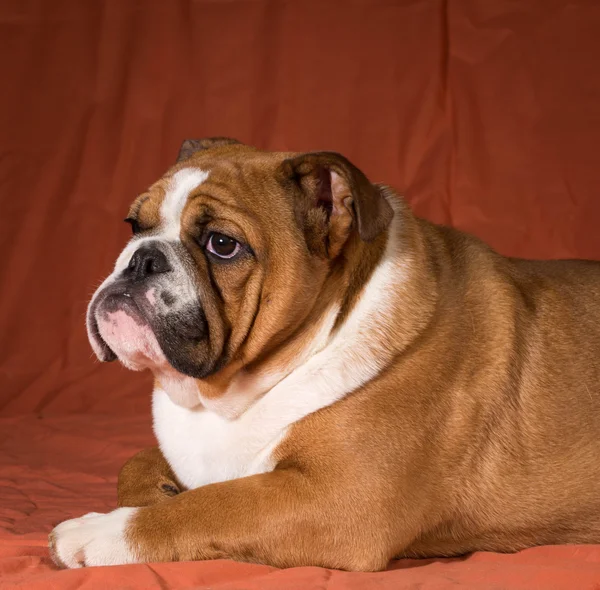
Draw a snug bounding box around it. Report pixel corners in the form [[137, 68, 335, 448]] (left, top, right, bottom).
[[152, 193, 438, 420]]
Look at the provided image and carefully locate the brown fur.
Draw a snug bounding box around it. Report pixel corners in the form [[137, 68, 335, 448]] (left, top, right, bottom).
[[110, 141, 600, 571], [118, 447, 182, 507]]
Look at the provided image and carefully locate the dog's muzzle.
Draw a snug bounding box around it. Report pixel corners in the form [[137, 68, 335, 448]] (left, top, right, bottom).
[[86, 240, 207, 371]]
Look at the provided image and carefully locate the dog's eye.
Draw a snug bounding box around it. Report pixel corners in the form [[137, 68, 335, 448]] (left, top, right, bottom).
[[206, 232, 241, 259], [124, 217, 141, 235]]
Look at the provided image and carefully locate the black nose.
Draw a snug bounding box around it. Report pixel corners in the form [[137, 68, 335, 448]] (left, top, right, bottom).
[[125, 245, 172, 281]]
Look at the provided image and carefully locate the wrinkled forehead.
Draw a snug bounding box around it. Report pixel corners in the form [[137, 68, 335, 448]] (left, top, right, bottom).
[[127, 151, 296, 237]]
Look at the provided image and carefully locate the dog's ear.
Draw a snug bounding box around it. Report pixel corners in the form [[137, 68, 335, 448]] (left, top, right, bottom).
[[281, 152, 394, 258], [176, 137, 242, 162]]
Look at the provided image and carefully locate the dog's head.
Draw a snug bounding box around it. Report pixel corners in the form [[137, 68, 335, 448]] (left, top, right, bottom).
[[87, 138, 393, 397]]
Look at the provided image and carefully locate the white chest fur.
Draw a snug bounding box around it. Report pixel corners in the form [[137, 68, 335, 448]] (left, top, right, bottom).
[[152, 388, 285, 489]]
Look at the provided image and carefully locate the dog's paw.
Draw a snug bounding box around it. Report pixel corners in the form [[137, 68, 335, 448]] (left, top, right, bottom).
[[48, 508, 139, 568]]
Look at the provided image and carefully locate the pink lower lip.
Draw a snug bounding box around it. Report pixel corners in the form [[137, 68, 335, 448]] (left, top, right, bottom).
[[96, 307, 164, 366], [99, 309, 146, 339]]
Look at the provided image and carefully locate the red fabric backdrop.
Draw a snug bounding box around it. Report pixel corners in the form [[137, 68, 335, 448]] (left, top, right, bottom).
[[1, 0, 600, 588]]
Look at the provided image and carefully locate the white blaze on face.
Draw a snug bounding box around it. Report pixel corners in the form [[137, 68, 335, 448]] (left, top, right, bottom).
[[110, 168, 210, 274], [159, 168, 210, 242]]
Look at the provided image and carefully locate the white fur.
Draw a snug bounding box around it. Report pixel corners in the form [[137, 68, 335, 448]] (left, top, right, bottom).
[[200, 302, 342, 419], [154, 369, 200, 408], [50, 508, 138, 568], [160, 168, 209, 241], [154, 389, 286, 489], [154, 212, 404, 489]]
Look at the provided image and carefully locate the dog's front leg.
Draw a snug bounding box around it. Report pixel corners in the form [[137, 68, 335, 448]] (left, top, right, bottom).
[[49, 467, 393, 571], [117, 446, 183, 508]]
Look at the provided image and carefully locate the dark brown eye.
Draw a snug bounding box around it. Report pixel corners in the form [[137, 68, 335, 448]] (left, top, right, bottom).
[[206, 232, 241, 259]]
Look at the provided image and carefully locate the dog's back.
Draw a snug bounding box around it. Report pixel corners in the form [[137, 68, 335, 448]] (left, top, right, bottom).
[[382, 216, 600, 556]]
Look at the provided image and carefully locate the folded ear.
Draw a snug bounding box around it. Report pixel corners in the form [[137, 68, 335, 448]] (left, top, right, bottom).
[[281, 152, 394, 258], [176, 137, 242, 162]]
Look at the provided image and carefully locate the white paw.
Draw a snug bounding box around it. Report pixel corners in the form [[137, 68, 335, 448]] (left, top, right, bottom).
[[49, 508, 139, 568]]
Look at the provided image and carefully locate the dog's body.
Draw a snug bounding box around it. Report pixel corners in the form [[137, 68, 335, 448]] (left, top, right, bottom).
[[49, 139, 600, 571]]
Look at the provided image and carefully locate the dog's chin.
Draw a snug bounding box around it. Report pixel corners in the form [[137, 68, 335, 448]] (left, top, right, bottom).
[[91, 295, 168, 372], [87, 292, 218, 379]]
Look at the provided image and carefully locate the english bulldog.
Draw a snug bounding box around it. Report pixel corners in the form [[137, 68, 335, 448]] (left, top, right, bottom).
[[49, 137, 600, 571]]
